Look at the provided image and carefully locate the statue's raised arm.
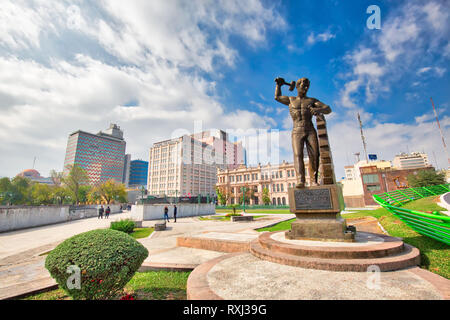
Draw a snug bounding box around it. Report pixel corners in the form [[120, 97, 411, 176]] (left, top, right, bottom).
[[274, 77, 294, 106]]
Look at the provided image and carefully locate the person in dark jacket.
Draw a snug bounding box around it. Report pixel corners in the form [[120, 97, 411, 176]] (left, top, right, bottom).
[[105, 206, 111, 219], [173, 205, 177, 223], [164, 206, 169, 222], [98, 205, 104, 219]]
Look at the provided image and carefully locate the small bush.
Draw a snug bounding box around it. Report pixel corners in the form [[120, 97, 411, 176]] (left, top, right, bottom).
[[45, 229, 148, 300], [226, 213, 243, 217], [110, 219, 135, 234]]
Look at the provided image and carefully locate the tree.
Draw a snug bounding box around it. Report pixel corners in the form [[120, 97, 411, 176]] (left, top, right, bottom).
[[10, 176, 33, 204], [78, 185, 92, 204], [216, 186, 229, 206], [262, 187, 271, 206], [52, 186, 71, 205], [88, 185, 103, 204], [31, 184, 53, 205], [90, 180, 126, 204], [63, 164, 89, 205], [237, 184, 254, 205], [0, 177, 13, 205], [407, 169, 446, 188], [50, 170, 64, 187]]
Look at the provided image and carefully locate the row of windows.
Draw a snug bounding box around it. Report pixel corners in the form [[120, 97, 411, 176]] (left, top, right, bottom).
[[221, 169, 300, 183]]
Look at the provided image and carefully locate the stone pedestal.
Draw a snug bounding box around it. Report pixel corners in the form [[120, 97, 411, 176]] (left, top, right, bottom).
[[287, 185, 355, 242]]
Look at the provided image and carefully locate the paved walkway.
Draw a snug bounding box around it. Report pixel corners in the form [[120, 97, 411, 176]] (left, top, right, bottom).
[[0, 211, 132, 260], [0, 212, 293, 299]]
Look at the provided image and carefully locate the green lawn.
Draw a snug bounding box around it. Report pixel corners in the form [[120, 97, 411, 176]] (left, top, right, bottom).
[[257, 218, 295, 232], [215, 208, 291, 214], [130, 227, 154, 239], [256, 196, 450, 279], [21, 271, 191, 300]]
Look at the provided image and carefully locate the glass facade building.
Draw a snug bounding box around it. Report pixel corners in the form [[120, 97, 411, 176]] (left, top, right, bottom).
[[129, 160, 149, 187]]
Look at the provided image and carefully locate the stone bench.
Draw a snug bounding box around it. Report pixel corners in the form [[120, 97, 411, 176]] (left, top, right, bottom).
[[231, 215, 254, 222], [155, 222, 166, 231]]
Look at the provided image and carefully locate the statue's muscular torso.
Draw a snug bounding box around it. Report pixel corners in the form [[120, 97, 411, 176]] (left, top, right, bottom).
[[288, 96, 317, 130]]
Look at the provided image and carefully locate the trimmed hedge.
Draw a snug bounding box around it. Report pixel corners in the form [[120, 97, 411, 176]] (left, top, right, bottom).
[[45, 229, 148, 300], [110, 219, 135, 234]]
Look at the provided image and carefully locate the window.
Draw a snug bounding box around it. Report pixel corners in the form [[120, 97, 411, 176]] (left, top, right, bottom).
[[280, 184, 284, 192], [363, 174, 379, 184], [367, 185, 381, 192]]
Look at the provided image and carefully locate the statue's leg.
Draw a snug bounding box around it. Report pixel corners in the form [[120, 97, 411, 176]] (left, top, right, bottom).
[[305, 129, 320, 185], [292, 130, 306, 187]]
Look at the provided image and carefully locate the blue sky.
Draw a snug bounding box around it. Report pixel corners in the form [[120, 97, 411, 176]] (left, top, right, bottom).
[[0, 0, 448, 180]]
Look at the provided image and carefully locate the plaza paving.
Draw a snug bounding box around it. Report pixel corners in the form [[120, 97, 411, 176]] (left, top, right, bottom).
[[1, 210, 448, 300], [0, 211, 292, 299]]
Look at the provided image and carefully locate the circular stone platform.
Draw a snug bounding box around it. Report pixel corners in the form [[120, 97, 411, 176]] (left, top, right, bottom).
[[250, 231, 420, 271], [187, 253, 449, 300]]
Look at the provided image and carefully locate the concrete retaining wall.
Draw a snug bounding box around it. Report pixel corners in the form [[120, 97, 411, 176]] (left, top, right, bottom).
[[130, 203, 215, 221], [439, 192, 450, 216], [0, 204, 123, 233]]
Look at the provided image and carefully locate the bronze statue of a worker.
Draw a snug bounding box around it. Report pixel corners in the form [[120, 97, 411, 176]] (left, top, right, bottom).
[[275, 77, 331, 188]]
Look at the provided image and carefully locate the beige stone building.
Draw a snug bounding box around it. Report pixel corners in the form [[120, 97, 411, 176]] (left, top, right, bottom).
[[148, 130, 244, 197], [216, 160, 309, 206]]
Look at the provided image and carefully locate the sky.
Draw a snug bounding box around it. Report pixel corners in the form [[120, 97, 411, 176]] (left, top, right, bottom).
[[0, 0, 449, 180]]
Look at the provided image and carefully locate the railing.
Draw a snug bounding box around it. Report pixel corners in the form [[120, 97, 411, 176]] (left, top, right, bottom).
[[372, 184, 450, 245]]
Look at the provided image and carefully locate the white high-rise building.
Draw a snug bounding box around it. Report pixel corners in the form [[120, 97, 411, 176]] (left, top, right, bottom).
[[147, 130, 245, 197], [392, 152, 431, 170]]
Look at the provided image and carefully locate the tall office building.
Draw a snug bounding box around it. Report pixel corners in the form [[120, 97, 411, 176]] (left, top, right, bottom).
[[147, 130, 245, 197], [129, 160, 149, 188], [63, 124, 126, 184]]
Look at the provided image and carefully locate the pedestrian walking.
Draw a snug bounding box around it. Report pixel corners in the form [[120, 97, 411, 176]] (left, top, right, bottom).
[[105, 206, 111, 219], [98, 205, 104, 219], [173, 205, 177, 223], [164, 206, 170, 222]]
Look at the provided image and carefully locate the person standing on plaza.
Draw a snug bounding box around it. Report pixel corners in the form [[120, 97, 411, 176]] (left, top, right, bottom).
[[98, 205, 104, 219], [105, 206, 111, 219], [164, 206, 169, 223], [173, 205, 177, 223]]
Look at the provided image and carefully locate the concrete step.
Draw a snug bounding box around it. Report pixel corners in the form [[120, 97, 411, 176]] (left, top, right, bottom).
[[258, 231, 405, 259], [250, 238, 420, 272]]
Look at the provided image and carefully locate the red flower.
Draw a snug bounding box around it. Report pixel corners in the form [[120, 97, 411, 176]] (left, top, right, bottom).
[[120, 294, 135, 300]]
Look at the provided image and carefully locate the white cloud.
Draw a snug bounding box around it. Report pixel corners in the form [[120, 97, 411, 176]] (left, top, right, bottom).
[[0, 0, 285, 177], [338, 0, 450, 111], [307, 31, 336, 45]]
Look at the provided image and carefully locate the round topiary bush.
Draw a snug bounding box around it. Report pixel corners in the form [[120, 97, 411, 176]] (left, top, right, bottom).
[[45, 229, 148, 300]]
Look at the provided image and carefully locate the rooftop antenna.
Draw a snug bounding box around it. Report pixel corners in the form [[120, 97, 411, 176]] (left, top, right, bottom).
[[432, 150, 439, 170], [430, 97, 450, 168], [32, 156, 36, 169], [354, 152, 361, 163], [357, 113, 369, 163]]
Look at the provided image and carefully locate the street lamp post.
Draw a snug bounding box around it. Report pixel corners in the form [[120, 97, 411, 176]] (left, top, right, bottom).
[[241, 186, 246, 213], [141, 185, 145, 204]]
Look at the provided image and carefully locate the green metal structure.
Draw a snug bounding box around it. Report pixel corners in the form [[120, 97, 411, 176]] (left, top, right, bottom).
[[372, 184, 450, 245]]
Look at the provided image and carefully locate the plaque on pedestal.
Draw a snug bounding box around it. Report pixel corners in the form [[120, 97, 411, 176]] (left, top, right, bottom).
[[288, 184, 341, 214]]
